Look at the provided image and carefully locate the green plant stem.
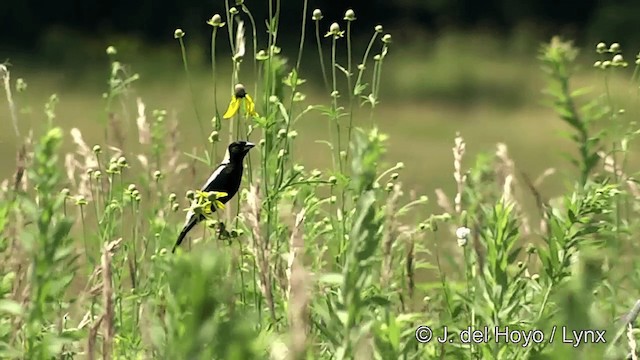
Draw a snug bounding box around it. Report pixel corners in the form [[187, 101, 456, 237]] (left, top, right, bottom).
[[177, 37, 206, 147], [315, 21, 330, 92]]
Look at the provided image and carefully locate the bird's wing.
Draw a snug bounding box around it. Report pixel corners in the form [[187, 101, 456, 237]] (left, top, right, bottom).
[[200, 161, 230, 192], [182, 162, 229, 226]]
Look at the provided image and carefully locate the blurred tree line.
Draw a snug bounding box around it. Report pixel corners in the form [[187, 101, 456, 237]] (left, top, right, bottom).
[[1, 0, 639, 55]]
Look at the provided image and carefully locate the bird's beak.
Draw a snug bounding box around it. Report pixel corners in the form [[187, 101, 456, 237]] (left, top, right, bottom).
[[243, 142, 255, 151]]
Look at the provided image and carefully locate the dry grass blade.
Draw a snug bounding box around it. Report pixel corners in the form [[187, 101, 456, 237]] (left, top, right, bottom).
[[101, 238, 121, 360], [287, 209, 309, 360], [452, 133, 466, 214], [405, 234, 415, 301], [88, 315, 105, 360], [496, 143, 530, 235], [598, 150, 640, 199], [381, 183, 401, 288], [628, 323, 638, 360], [244, 183, 275, 318], [135, 97, 151, 145], [109, 112, 125, 150], [434, 188, 454, 214], [0, 64, 20, 138]]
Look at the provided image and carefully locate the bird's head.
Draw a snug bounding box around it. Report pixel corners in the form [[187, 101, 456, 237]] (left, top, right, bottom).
[[227, 140, 255, 161]]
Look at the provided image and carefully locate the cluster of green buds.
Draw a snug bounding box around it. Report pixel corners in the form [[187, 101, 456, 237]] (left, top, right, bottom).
[[594, 42, 628, 69], [168, 192, 179, 212], [125, 183, 141, 202], [106, 156, 128, 174]]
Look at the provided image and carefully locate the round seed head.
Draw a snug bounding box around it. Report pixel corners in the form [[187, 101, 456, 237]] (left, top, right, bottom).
[[174, 29, 185, 39], [234, 83, 246, 98], [375, 25, 383, 33], [455, 226, 471, 240], [330, 22, 341, 34], [229, 7, 239, 15], [382, 34, 392, 44], [613, 54, 624, 64], [92, 144, 102, 153], [169, 193, 177, 202], [610, 42, 620, 52], [596, 42, 606, 52], [312, 9, 323, 21], [106, 46, 117, 55], [208, 130, 219, 143], [153, 170, 162, 180], [344, 9, 356, 21]]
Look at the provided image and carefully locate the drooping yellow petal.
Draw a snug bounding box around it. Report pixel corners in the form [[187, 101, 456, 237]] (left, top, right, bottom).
[[213, 200, 226, 210], [245, 94, 258, 117], [223, 96, 241, 119]]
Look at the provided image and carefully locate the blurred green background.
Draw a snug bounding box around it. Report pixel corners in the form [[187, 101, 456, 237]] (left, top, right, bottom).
[[1, 0, 639, 214]]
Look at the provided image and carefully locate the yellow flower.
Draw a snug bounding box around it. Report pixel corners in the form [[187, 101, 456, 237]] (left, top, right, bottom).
[[187, 190, 228, 218], [223, 83, 258, 119]]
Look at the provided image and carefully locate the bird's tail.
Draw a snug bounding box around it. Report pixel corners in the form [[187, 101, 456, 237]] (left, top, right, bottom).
[[172, 216, 199, 253]]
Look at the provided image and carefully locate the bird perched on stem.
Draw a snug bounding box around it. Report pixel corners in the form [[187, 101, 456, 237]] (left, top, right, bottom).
[[172, 140, 255, 253]]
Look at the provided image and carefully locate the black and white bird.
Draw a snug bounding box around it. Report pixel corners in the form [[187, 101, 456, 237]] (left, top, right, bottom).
[[172, 140, 255, 253]]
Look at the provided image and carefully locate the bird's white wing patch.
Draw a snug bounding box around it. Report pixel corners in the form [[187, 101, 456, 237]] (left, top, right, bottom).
[[201, 162, 227, 191]]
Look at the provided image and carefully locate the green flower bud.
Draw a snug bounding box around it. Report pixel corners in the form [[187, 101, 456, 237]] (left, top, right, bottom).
[[312, 9, 323, 21], [375, 25, 383, 33], [75, 195, 88, 206], [16, 78, 27, 92], [610, 42, 620, 53], [174, 29, 185, 39], [329, 22, 341, 35], [344, 9, 356, 21], [106, 46, 117, 55], [208, 131, 220, 143]]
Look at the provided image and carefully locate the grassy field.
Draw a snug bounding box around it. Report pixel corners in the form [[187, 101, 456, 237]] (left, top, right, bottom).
[[2, 5, 640, 359]]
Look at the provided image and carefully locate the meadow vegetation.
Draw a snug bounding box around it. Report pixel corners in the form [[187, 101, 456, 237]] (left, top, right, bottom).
[[1, 1, 640, 359]]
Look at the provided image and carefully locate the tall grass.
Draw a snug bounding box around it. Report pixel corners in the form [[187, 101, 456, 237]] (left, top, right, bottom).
[[1, 3, 640, 359]]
